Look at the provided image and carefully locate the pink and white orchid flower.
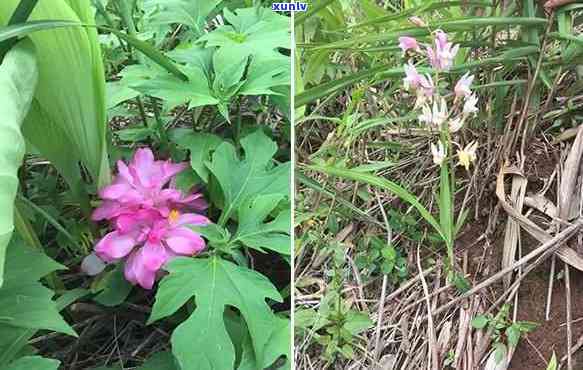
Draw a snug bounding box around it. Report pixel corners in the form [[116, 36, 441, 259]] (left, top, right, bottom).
[[427, 30, 459, 71], [455, 72, 474, 98], [398, 36, 420, 53]]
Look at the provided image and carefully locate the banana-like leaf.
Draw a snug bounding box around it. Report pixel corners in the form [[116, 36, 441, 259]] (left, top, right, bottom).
[[0, 0, 110, 189], [0, 39, 38, 288]]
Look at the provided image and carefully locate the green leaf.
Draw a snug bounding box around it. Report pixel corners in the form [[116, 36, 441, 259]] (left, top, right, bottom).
[[174, 132, 222, 183], [344, 310, 373, 335], [137, 351, 179, 370], [470, 315, 489, 329], [506, 324, 521, 347], [0, 238, 76, 337], [0, 39, 37, 287], [93, 263, 133, 307], [546, 352, 558, 370], [197, 7, 289, 71], [239, 56, 290, 96], [3, 356, 59, 370], [206, 129, 291, 225], [130, 66, 218, 109], [149, 256, 283, 370], [0, 20, 78, 43], [232, 194, 291, 255], [0, 1, 111, 188], [307, 164, 444, 240], [144, 0, 221, 34]]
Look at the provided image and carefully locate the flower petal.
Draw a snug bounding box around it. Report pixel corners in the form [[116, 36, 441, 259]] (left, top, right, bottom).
[[165, 227, 206, 255], [124, 248, 157, 289], [92, 200, 123, 221], [95, 230, 137, 261], [141, 241, 171, 271], [175, 213, 210, 227]]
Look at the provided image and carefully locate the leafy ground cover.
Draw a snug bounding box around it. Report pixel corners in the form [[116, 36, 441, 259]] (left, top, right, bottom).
[[294, 1, 583, 369], [0, 1, 291, 369]]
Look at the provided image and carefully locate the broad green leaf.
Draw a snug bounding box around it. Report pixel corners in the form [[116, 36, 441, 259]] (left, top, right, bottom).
[[344, 310, 373, 335], [0, 39, 37, 287], [470, 315, 489, 329], [137, 351, 179, 370], [106, 81, 139, 110], [197, 7, 289, 71], [232, 194, 291, 255], [93, 263, 133, 307], [0, 238, 76, 337], [308, 164, 444, 240], [207, 130, 291, 225], [130, 66, 218, 109], [144, 0, 221, 34], [173, 132, 222, 183], [239, 56, 290, 96], [0, 1, 111, 188], [4, 356, 59, 370], [149, 257, 283, 370]]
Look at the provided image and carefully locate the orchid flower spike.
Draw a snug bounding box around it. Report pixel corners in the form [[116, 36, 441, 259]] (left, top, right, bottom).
[[399, 36, 420, 53], [449, 116, 464, 133], [418, 98, 448, 129], [431, 142, 446, 166], [427, 29, 459, 71], [463, 94, 479, 116], [457, 141, 478, 170], [455, 72, 474, 99]]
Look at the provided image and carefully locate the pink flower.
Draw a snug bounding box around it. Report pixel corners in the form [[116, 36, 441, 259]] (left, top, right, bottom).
[[398, 36, 420, 53], [426, 30, 459, 71], [96, 210, 209, 289], [88, 147, 211, 289], [404, 61, 434, 97], [92, 148, 206, 221], [455, 72, 474, 98]]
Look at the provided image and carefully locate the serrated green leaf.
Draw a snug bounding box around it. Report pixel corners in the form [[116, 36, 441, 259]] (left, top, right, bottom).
[[0, 39, 37, 287], [197, 7, 289, 71], [174, 132, 222, 183], [239, 56, 290, 96], [149, 256, 283, 370], [207, 129, 291, 225], [232, 194, 290, 255], [130, 66, 218, 109], [144, 0, 221, 34]]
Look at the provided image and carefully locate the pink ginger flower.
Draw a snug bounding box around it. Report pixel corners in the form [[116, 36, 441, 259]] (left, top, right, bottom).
[[87, 148, 210, 289], [92, 148, 207, 221], [426, 30, 459, 71], [398, 36, 420, 53], [454, 72, 474, 98], [96, 210, 209, 289]]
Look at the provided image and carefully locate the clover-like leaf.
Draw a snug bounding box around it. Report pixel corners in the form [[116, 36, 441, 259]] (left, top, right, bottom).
[[206, 129, 290, 225], [232, 194, 291, 255], [149, 256, 283, 370]]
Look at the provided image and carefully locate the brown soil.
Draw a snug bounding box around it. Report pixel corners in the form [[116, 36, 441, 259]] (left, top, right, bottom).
[[509, 258, 583, 370]]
